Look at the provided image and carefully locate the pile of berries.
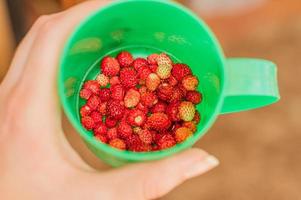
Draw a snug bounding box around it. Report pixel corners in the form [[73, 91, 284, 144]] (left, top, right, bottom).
[[79, 51, 202, 151]]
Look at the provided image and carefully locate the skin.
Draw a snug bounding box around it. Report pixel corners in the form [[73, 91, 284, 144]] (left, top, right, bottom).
[[0, 1, 219, 199]]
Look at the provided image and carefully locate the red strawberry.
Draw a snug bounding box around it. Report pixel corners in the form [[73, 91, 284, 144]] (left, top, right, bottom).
[[101, 56, 120, 76], [183, 121, 197, 132], [120, 68, 138, 88], [149, 64, 158, 73], [193, 111, 201, 124], [157, 83, 173, 101], [127, 109, 146, 127], [98, 102, 107, 115], [80, 105, 92, 117], [172, 63, 192, 81], [151, 101, 167, 113], [96, 74, 109, 87], [166, 102, 181, 122], [179, 101, 196, 122], [87, 95, 101, 110], [147, 113, 171, 131], [95, 134, 108, 143], [90, 111, 103, 124], [83, 80, 100, 94], [170, 87, 184, 103], [110, 84, 124, 101], [117, 51, 134, 67], [156, 53, 172, 79], [109, 138, 126, 150], [175, 127, 192, 143], [105, 116, 117, 128], [80, 88, 92, 100], [94, 123, 108, 136], [136, 102, 149, 114], [182, 75, 199, 91], [107, 128, 118, 140], [126, 135, 143, 151], [99, 88, 111, 102], [138, 65, 152, 80], [157, 134, 176, 150], [81, 116, 95, 130], [124, 88, 140, 108], [138, 129, 153, 144], [168, 75, 178, 86], [110, 76, 120, 86], [147, 53, 159, 65], [107, 100, 125, 120], [132, 58, 148, 71], [178, 84, 188, 97], [118, 122, 133, 139], [186, 91, 202, 104], [146, 73, 160, 91], [138, 86, 148, 95], [141, 92, 158, 108]]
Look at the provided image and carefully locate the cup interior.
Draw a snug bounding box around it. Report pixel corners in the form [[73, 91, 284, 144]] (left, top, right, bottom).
[[59, 0, 225, 165]]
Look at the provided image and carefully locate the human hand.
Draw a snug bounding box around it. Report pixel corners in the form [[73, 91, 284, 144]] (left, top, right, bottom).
[[0, 1, 219, 199]]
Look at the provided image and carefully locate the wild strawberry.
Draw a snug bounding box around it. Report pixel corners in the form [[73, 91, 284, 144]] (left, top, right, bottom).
[[149, 64, 158, 73], [90, 111, 103, 124], [166, 102, 181, 122], [178, 84, 187, 96], [157, 83, 173, 101], [183, 121, 197, 132], [193, 111, 201, 124], [107, 128, 118, 140], [132, 58, 148, 71], [99, 88, 111, 102], [133, 127, 142, 134], [137, 65, 152, 80], [182, 75, 199, 91], [105, 116, 117, 128], [168, 75, 178, 86], [94, 123, 108, 136], [110, 76, 120, 86], [98, 102, 107, 115], [157, 134, 176, 150], [96, 74, 109, 87], [175, 127, 192, 143], [172, 63, 192, 81], [87, 95, 101, 110], [124, 88, 140, 108], [147, 113, 171, 131], [81, 116, 95, 130], [117, 51, 134, 67], [151, 101, 167, 113], [170, 87, 184, 103], [141, 92, 158, 107], [179, 101, 196, 122], [109, 138, 126, 150], [139, 86, 148, 95], [120, 68, 138, 88], [138, 129, 153, 144], [136, 102, 149, 114], [145, 73, 160, 91], [147, 53, 159, 65], [80, 105, 92, 117], [80, 88, 92, 100], [156, 53, 172, 79], [186, 91, 202, 104], [107, 100, 125, 120], [118, 122, 133, 139], [126, 135, 143, 151], [121, 108, 131, 124], [127, 109, 146, 127], [110, 84, 124, 101], [83, 80, 100, 94], [101, 56, 120, 76], [95, 134, 108, 143]]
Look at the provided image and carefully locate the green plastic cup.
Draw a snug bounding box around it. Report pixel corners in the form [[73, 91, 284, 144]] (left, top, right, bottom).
[[58, 0, 280, 166]]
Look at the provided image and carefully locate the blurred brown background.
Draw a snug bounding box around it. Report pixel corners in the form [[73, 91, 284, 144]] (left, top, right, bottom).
[[1, 0, 300, 199]]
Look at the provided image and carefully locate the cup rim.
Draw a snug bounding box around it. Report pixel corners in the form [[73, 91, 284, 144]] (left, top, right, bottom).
[[58, 0, 226, 161]]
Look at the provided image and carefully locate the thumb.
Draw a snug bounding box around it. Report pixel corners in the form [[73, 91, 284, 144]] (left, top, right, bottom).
[[105, 148, 219, 200]]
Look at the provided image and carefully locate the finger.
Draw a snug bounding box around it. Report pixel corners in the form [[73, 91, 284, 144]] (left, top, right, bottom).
[[93, 149, 219, 200]]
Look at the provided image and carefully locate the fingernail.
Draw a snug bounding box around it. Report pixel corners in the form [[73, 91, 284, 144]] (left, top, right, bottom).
[[185, 155, 219, 179]]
